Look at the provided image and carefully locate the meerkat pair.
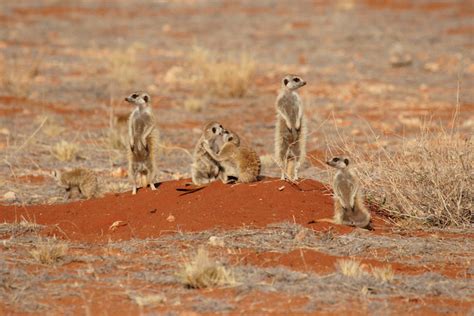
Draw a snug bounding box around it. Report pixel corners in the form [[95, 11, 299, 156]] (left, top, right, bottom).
[[191, 122, 260, 185], [326, 157, 371, 229], [275, 74, 307, 181], [125, 91, 158, 195], [204, 129, 261, 184]]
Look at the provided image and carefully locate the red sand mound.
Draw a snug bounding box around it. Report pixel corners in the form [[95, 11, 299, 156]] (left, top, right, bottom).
[[0, 178, 380, 242]]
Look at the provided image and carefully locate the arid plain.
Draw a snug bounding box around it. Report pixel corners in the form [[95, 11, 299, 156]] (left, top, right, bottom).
[[0, 0, 473, 314]]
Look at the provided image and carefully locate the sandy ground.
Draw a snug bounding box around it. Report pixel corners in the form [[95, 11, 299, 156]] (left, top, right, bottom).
[[0, 0, 473, 314]]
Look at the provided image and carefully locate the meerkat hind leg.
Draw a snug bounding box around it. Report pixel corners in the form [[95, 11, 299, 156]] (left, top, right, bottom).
[[286, 159, 296, 181]]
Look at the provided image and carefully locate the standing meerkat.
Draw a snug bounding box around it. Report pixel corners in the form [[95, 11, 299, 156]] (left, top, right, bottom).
[[203, 129, 260, 183], [274, 74, 307, 181], [191, 121, 224, 185], [52, 168, 98, 200], [125, 91, 158, 195], [326, 157, 371, 229]]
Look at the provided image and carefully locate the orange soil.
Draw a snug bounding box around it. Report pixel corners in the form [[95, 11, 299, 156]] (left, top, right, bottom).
[[0, 178, 344, 242]]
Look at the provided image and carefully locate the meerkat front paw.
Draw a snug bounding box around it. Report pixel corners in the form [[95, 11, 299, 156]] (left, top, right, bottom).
[[150, 183, 157, 190]]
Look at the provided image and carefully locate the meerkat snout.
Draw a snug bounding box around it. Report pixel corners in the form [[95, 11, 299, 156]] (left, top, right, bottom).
[[326, 157, 349, 169], [125, 92, 150, 106], [282, 75, 306, 90]]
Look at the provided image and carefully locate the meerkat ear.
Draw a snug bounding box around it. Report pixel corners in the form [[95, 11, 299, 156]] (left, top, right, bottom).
[[143, 95, 149, 103], [283, 78, 289, 86], [344, 158, 349, 166]]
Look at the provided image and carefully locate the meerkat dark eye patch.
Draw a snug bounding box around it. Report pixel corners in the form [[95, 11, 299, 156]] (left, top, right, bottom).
[[132, 94, 139, 98], [212, 127, 216, 133], [284, 79, 289, 85], [294, 77, 300, 82], [228, 137, 233, 141], [333, 157, 339, 162], [143, 95, 149, 102], [344, 158, 349, 165]]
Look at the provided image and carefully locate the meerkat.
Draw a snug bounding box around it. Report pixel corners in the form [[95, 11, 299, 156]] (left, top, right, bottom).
[[274, 74, 307, 181], [191, 121, 224, 185], [203, 129, 260, 183], [52, 168, 98, 200], [326, 156, 371, 229], [125, 91, 158, 194]]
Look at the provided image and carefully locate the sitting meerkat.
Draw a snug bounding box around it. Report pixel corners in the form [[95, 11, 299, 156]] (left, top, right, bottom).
[[191, 121, 224, 185], [125, 91, 158, 195], [326, 156, 371, 229], [274, 74, 307, 181], [52, 168, 98, 200], [203, 129, 260, 184]]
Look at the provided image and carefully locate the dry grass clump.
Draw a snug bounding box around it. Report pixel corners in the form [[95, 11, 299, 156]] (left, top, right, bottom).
[[371, 265, 395, 283], [0, 218, 41, 236], [333, 129, 472, 228], [128, 293, 166, 307], [179, 247, 236, 289], [259, 154, 276, 172], [107, 127, 127, 150], [165, 46, 255, 98], [107, 43, 143, 89], [29, 238, 68, 264], [0, 51, 42, 97], [52, 140, 79, 161], [336, 259, 367, 278], [183, 97, 205, 112]]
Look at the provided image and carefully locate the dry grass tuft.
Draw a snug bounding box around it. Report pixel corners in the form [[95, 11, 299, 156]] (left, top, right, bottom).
[[0, 51, 42, 97], [52, 140, 79, 161], [0, 218, 41, 236], [336, 259, 367, 278], [29, 238, 68, 264], [166, 46, 256, 98], [105, 181, 129, 193], [183, 97, 205, 112], [107, 127, 127, 150], [107, 43, 143, 89], [128, 293, 166, 307], [259, 154, 276, 171], [179, 247, 236, 289], [371, 265, 395, 283], [330, 128, 472, 228]]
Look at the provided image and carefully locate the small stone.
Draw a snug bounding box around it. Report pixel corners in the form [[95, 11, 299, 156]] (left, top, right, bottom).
[[166, 214, 175, 222]]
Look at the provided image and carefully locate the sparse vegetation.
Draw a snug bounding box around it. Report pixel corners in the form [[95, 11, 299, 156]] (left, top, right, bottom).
[[0, 51, 42, 97], [107, 43, 143, 89], [107, 127, 127, 150], [183, 97, 205, 112], [0, 218, 41, 236], [29, 238, 68, 264], [52, 140, 79, 161], [371, 265, 395, 283], [179, 247, 236, 289], [336, 259, 367, 278], [128, 292, 166, 307], [332, 129, 473, 228], [165, 46, 256, 98]]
